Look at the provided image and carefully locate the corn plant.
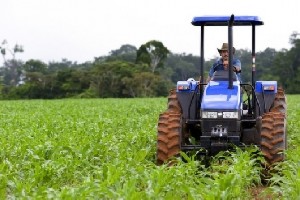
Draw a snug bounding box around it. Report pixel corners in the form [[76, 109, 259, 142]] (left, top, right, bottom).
[[0, 95, 298, 199]]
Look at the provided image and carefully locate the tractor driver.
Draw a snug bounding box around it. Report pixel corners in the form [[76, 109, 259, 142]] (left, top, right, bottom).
[[206, 43, 241, 82]]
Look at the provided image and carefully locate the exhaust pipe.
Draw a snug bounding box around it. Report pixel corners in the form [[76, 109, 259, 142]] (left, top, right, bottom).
[[228, 14, 234, 89]]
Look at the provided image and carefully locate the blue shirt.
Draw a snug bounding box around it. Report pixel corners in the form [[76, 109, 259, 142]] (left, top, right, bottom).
[[209, 57, 242, 82]]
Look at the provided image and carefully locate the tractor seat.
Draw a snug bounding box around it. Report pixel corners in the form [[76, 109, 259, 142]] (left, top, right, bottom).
[[212, 70, 237, 81]]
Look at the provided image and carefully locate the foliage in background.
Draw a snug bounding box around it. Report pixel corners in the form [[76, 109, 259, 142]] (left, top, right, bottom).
[[136, 40, 170, 73], [1, 32, 300, 99]]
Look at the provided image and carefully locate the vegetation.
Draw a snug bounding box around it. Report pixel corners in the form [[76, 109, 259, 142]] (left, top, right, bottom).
[[0, 95, 298, 198], [1, 32, 300, 99]]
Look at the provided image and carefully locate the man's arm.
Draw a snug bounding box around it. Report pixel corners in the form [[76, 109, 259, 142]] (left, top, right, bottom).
[[206, 76, 212, 83], [233, 59, 241, 73], [207, 63, 217, 83]]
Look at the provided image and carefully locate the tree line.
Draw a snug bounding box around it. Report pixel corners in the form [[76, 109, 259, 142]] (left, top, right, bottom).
[[0, 33, 299, 99]]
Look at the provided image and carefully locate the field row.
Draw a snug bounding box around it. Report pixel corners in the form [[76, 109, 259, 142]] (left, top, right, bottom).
[[0, 95, 299, 199]]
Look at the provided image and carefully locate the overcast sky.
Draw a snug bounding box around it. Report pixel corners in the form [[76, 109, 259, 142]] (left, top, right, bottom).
[[1, 0, 300, 64]]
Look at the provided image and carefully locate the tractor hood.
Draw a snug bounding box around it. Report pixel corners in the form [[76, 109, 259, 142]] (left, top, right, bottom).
[[201, 81, 241, 110]]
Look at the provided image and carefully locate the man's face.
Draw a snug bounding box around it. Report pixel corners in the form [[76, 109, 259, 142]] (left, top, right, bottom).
[[221, 50, 229, 60]]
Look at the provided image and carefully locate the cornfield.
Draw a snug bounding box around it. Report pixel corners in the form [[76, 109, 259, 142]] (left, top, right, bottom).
[[0, 95, 299, 199]]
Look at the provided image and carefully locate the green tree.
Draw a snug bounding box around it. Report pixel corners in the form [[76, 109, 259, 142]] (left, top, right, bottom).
[[1, 59, 24, 86], [107, 44, 137, 63], [122, 72, 171, 97], [163, 53, 199, 83], [0, 40, 24, 87], [23, 59, 47, 73], [136, 40, 170, 73], [255, 48, 279, 82], [273, 32, 300, 93], [89, 61, 137, 98], [47, 59, 77, 73], [52, 69, 90, 98], [0, 40, 24, 63]]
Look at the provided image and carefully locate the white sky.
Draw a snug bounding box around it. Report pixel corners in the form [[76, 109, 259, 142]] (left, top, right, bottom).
[[1, 0, 300, 64]]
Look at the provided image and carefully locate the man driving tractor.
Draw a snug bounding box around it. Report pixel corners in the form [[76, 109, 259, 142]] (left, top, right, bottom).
[[207, 42, 241, 82]]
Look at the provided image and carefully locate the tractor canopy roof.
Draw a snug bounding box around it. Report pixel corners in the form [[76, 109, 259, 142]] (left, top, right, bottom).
[[192, 15, 263, 26]]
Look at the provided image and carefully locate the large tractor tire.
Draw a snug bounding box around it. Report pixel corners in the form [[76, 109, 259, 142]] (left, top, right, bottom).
[[261, 87, 287, 167], [156, 89, 182, 165], [166, 89, 182, 113], [270, 87, 287, 116]]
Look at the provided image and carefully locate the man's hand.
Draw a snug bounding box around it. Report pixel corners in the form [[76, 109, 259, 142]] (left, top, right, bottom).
[[233, 66, 241, 73], [233, 66, 237, 72]]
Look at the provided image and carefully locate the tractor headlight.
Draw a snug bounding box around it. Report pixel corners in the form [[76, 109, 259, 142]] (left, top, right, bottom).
[[222, 112, 238, 119], [202, 111, 218, 118]]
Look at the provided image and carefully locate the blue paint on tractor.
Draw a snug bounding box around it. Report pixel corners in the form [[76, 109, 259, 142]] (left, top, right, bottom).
[[255, 81, 277, 94], [201, 81, 241, 110], [192, 15, 263, 26]]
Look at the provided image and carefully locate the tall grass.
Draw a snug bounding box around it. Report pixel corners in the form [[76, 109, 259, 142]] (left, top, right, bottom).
[[0, 95, 298, 199]]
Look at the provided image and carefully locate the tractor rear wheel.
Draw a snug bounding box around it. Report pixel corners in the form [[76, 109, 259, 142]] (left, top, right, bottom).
[[261, 87, 287, 167], [156, 89, 182, 165]]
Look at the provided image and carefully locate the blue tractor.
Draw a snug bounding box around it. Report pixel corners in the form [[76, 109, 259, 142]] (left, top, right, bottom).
[[157, 15, 287, 167]]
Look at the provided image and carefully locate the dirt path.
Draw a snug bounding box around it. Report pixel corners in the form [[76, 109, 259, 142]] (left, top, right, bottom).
[[250, 185, 277, 200]]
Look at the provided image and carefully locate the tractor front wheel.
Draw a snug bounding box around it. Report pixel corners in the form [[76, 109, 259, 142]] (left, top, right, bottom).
[[157, 111, 181, 165], [261, 112, 287, 166], [156, 89, 182, 165], [261, 87, 287, 167]]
